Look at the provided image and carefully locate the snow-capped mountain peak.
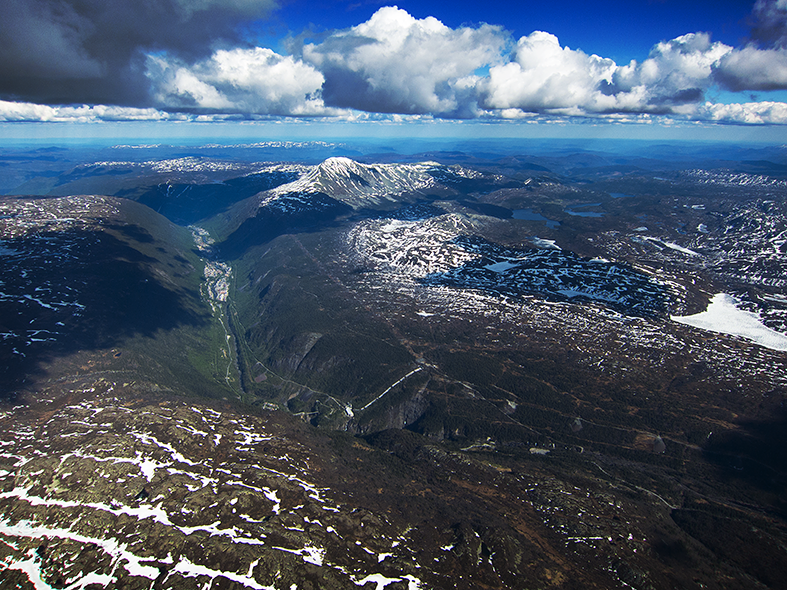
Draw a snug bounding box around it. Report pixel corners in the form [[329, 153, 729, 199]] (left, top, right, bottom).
[[265, 157, 443, 208]]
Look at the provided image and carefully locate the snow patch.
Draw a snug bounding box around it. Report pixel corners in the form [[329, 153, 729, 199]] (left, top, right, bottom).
[[662, 241, 701, 257], [172, 555, 274, 589], [262, 488, 281, 514], [353, 573, 423, 589], [484, 261, 520, 273], [0, 518, 161, 582], [531, 237, 560, 250], [672, 293, 787, 351], [271, 545, 325, 566]]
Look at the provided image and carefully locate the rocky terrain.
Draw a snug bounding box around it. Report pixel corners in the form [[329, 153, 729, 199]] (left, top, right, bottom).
[[3, 374, 784, 590], [1, 142, 787, 589]]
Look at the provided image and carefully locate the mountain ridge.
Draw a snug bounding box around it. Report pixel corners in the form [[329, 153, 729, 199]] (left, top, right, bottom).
[[257, 157, 486, 210]]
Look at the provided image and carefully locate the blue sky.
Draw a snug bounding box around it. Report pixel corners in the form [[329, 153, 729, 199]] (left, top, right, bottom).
[[1, 0, 786, 138], [268, 0, 754, 62]]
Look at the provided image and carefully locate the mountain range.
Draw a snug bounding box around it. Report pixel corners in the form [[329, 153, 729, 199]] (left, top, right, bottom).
[[1, 142, 786, 589]]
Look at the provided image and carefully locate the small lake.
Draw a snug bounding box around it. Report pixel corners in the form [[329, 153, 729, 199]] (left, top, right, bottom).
[[565, 203, 605, 217], [512, 209, 560, 228]]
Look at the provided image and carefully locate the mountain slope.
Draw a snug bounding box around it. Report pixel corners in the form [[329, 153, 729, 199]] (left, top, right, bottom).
[[210, 157, 507, 257], [0, 195, 230, 398], [263, 157, 446, 208]]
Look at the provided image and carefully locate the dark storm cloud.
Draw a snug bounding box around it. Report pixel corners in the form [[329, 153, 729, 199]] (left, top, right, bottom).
[[749, 0, 787, 48], [0, 0, 278, 105], [714, 46, 787, 91], [712, 0, 787, 92]]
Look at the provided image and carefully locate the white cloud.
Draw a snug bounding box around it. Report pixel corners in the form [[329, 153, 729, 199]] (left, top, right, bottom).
[[479, 31, 737, 117], [714, 46, 787, 91], [121, 8, 787, 125], [0, 100, 175, 122], [0, 0, 281, 106], [148, 57, 234, 110], [302, 6, 507, 117], [622, 33, 733, 106], [698, 101, 787, 124], [4, 5, 787, 126], [480, 32, 617, 112], [146, 48, 336, 116]]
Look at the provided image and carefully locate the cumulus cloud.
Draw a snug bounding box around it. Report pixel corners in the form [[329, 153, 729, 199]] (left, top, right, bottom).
[[621, 33, 733, 107], [0, 100, 177, 122], [479, 32, 734, 117], [2, 3, 787, 125], [714, 46, 787, 90], [147, 49, 334, 116], [479, 32, 617, 114], [704, 0, 787, 93], [0, 0, 278, 105], [698, 100, 787, 124], [706, 0, 787, 93], [301, 6, 507, 117]]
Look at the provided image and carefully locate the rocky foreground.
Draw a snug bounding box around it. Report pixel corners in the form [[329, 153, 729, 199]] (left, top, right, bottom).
[[3, 372, 786, 590]]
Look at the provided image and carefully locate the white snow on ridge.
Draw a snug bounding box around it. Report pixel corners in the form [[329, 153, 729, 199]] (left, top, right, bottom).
[[557, 289, 617, 303], [270, 545, 325, 566], [262, 488, 281, 514], [267, 157, 442, 208], [531, 237, 560, 250], [171, 555, 275, 590], [0, 486, 174, 526], [662, 241, 701, 257], [484, 261, 520, 273], [672, 293, 787, 352], [84, 157, 247, 174], [0, 518, 161, 581], [347, 213, 479, 278], [0, 551, 52, 590], [642, 236, 701, 257], [353, 573, 424, 590], [131, 432, 198, 466]]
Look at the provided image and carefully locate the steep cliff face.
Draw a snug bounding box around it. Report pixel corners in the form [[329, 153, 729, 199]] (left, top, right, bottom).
[[0, 195, 218, 397]]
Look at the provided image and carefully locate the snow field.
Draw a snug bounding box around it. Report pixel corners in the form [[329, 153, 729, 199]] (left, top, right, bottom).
[[0, 397, 426, 590]]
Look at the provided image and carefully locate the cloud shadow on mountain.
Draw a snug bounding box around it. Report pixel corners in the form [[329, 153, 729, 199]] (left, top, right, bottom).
[[217, 193, 353, 259], [0, 226, 209, 398]]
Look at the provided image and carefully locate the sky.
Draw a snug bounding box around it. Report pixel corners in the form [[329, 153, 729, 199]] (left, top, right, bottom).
[[1, 0, 787, 139]]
